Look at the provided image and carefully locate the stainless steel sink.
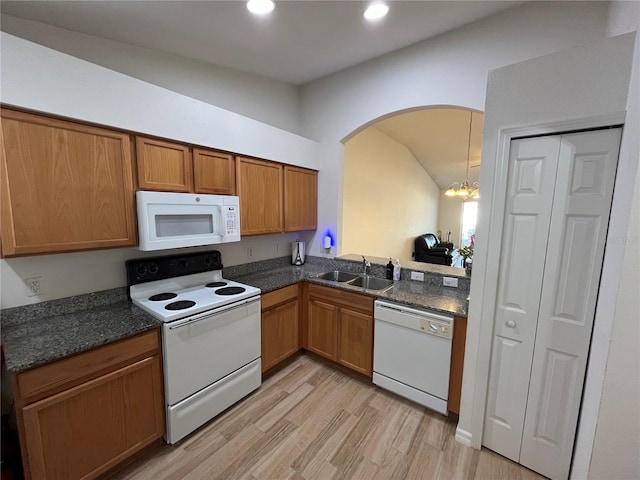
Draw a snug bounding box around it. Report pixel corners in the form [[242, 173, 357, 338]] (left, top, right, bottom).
[[316, 270, 360, 282], [348, 275, 394, 292]]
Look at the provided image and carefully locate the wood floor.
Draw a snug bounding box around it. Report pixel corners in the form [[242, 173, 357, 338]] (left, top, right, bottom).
[[109, 355, 545, 480]]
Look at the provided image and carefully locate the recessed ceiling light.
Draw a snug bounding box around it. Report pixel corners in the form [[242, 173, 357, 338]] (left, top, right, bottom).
[[364, 2, 389, 21], [247, 0, 275, 15]]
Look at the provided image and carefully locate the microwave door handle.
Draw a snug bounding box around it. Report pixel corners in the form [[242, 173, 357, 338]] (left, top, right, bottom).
[[219, 206, 227, 236]]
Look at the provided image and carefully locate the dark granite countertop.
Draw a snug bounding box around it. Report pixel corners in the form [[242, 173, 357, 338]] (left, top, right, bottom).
[[1, 288, 161, 373], [229, 259, 469, 317], [1, 256, 468, 374]]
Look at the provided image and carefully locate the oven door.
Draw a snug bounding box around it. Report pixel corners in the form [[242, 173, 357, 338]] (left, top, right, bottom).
[[162, 296, 261, 406]]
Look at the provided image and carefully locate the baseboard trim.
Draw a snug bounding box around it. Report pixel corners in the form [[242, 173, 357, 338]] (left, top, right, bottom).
[[455, 426, 473, 448]]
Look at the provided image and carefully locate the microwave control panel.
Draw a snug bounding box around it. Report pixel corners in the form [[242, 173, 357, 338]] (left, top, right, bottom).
[[223, 206, 240, 236]]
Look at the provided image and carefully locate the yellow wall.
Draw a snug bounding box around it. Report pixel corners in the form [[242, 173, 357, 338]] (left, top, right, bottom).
[[437, 192, 464, 247], [342, 127, 440, 261]]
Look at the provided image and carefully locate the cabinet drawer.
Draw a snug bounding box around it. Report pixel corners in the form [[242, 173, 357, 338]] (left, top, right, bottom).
[[308, 284, 374, 314], [262, 284, 299, 311], [16, 329, 161, 405]]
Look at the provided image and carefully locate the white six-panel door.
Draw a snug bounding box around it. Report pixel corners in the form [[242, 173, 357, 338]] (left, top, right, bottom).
[[482, 136, 562, 460], [483, 129, 621, 480]]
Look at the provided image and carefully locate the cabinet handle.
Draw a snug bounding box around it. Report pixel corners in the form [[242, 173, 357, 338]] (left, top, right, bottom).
[[506, 320, 516, 328]]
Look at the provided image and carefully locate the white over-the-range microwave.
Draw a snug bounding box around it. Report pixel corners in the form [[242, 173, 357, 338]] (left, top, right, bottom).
[[136, 191, 241, 251]]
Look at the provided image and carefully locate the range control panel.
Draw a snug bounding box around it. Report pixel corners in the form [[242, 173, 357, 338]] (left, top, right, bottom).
[[126, 250, 223, 286]]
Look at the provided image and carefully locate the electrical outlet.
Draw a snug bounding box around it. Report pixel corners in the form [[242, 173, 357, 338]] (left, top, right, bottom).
[[410, 271, 425, 281], [443, 277, 459, 288], [25, 276, 44, 296]]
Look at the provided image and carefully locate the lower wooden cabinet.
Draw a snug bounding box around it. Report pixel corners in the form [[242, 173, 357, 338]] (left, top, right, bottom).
[[337, 307, 373, 376], [306, 284, 374, 377], [12, 330, 165, 480], [261, 285, 300, 373], [307, 299, 338, 361], [448, 315, 468, 415]]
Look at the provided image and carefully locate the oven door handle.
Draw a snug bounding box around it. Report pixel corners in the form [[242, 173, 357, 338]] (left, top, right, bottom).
[[168, 296, 260, 330]]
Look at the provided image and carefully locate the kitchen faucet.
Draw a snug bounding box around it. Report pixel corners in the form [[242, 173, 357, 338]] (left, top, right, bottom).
[[362, 256, 371, 276]]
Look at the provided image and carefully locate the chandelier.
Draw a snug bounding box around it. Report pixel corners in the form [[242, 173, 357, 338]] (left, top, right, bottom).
[[444, 112, 479, 200]]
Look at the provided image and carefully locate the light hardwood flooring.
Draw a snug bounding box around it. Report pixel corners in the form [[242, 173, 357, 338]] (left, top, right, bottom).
[[109, 355, 545, 480]]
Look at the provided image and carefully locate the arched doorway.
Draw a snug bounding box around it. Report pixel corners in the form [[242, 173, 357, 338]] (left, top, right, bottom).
[[340, 106, 483, 268]]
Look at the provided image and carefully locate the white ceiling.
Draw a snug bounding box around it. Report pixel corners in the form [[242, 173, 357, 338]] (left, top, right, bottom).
[[373, 108, 484, 189], [1, 1, 499, 188], [1, 0, 519, 85]]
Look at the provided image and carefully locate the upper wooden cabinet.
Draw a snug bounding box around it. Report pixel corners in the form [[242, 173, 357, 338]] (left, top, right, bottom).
[[0, 109, 137, 257], [236, 157, 283, 235], [135, 136, 193, 192], [136, 136, 237, 195], [284, 165, 317, 232], [193, 148, 236, 195]]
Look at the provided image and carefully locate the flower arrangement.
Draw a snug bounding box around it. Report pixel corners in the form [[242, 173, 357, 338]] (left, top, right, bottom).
[[459, 244, 474, 260], [459, 234, 475, 260]]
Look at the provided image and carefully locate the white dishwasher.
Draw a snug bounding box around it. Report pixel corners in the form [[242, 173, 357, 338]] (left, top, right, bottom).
[[373, 300, 453, 415]]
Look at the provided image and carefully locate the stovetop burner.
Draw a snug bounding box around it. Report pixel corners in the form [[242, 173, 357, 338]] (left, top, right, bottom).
[[215, 286, 246, 296], [149, 292, 178, 301], [165, 300, 197, 311], [128, 252, 261, 322]]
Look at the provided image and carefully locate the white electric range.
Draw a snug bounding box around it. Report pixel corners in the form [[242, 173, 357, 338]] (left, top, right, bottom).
[[127, 251, 261, 444]]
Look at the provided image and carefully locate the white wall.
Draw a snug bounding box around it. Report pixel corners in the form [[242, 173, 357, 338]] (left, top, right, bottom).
[[0, 231, 313, 309], [300, 1, 614, 258], [342, 127, 439, 260], [587, 16, 640, 479], [0, 34, 318, 169], [589, 165, 640, 480], [1, 17, 638, 476], [0, 14, 301, 134], [0, 33, 320, 308], [456, 30, 637, 477], [296, 1, 638, 474]]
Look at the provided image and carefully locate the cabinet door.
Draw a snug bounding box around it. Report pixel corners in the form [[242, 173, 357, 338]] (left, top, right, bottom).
[[284, 166, 317, 232], [21, 356, 164, 480], [193, 148, 236, 195], [338, 307, 373, 377], [136, 136, 192, 192], [307, 298, 338, 361], [236, 157, 283, 235], [448, 316, 468, 415], [0, 109, 137, 257], [261, 299, 299, 372]]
